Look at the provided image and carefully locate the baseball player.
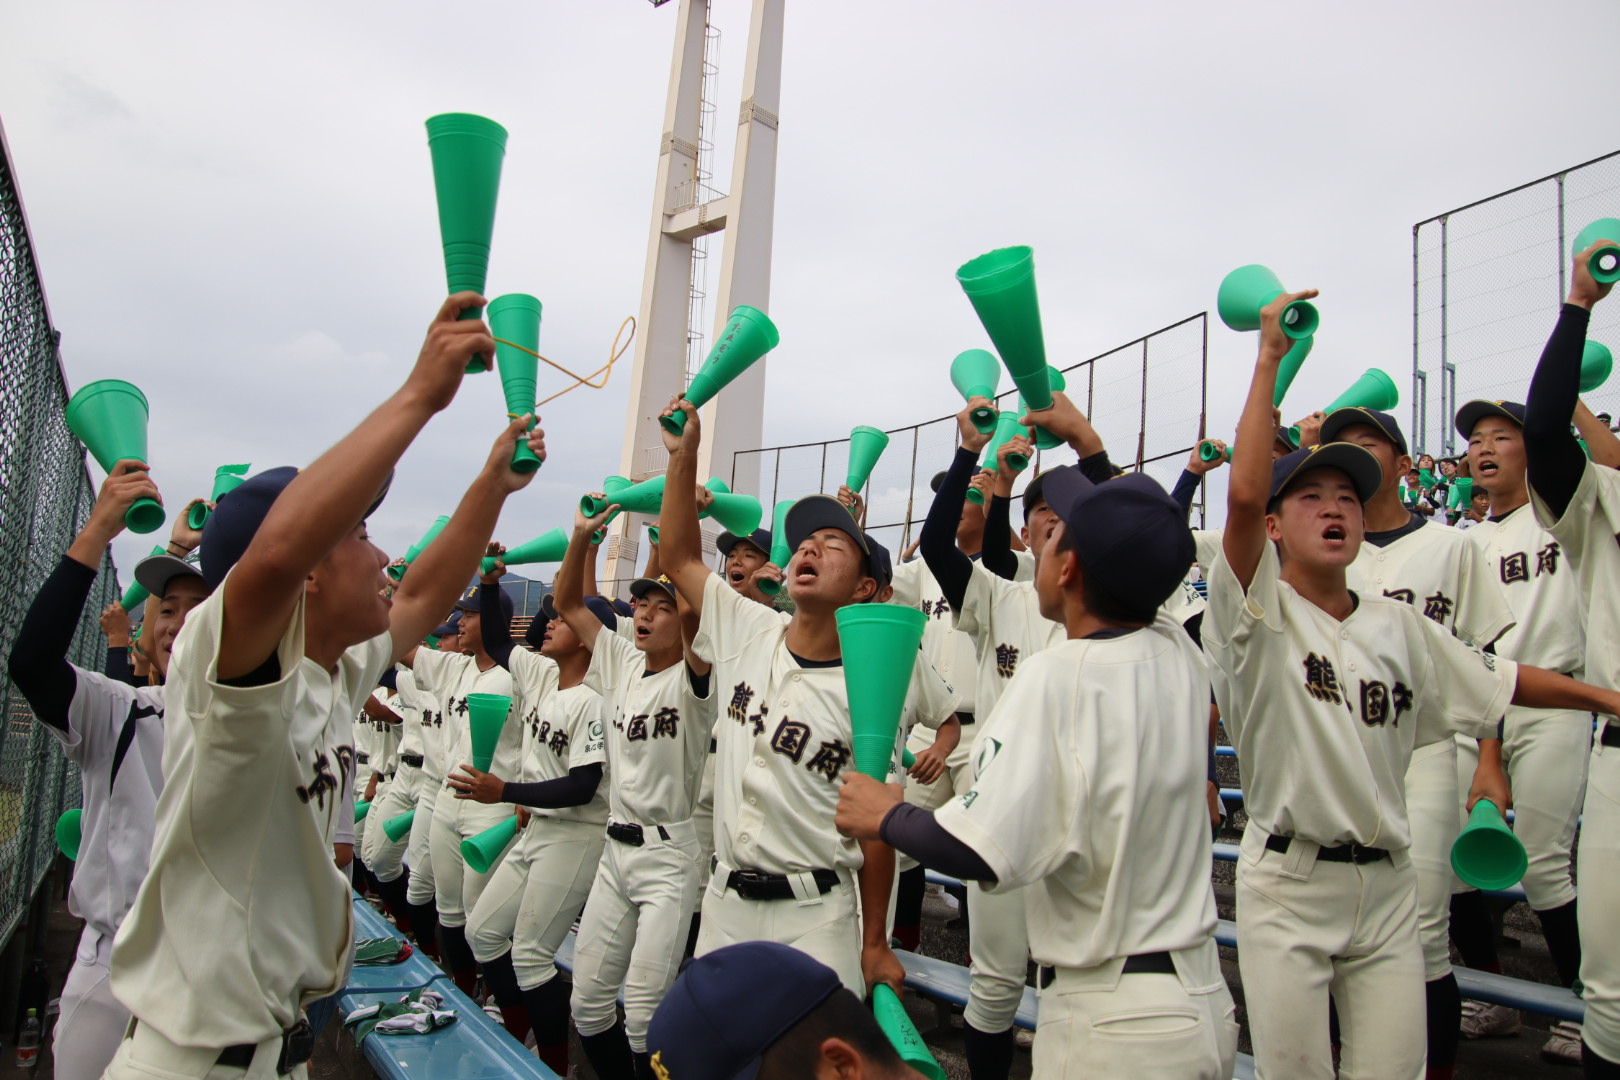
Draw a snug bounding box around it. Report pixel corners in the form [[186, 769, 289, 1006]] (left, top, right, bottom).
[[838, 462, 1238, 1080], [1520, 239, 1620, 1074], [6, 467, 208, 1080], [656, 399, 909, 1006], [1207, 287, 1620, 1080], [454, 575, 612, 1072], [358, 658, 429, 935], [398, 579, 522, 994], [401, 617, 462, 961], [352, 682, 402, 895], [1316, 405, 1515, 1074], [104, 294, 545, 1080], [554, 499, 715, 1080]]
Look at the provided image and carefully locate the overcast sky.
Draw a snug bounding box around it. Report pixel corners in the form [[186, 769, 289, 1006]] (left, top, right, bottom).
[[5, 0, 1617, 582]]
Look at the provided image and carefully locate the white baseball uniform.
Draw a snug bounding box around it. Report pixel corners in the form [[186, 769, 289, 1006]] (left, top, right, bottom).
[[571, 625, 714, 1052], [410, 648, 519, 927], [353, 689, 399, 856], [107, 582, 389, 1078], [936, 616, 1238, 1079], [466, 647, 608, 991], [691, 574, 889, 996], [893, 557, 982, 815], [1205, 541, 1515, 1080], [1455, 502, 1590, 913], [361, 666, 427, 883], [403, 663, 452, 906], [948, 559, 1065, 1034], [1531, 462, 1620, 1062], [47, 667, 164, 1080], [1344, 514, 1515, 980]]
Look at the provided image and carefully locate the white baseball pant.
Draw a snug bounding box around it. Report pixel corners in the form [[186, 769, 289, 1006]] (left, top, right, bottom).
[[697, 860, 864, 996], [53, 927, 125, 1080], [572, 820, 701, 1053], [1034, 941, 1238, 1080], [361, 762, 421, 882], [427, 791, 512, 927], [965, 883, 1031, 1033], [1405, 739, 1461, 979], [403, 786, 440, 907], [102, 1021, 304, 1080], [466, 816, 604, 989], [896, 722, 977, 874], [691, 751, 716, 915], [1579, 734, 1620, 1063], [1454, 710, 1589, 909], [1236, 826, 1425, 1080]]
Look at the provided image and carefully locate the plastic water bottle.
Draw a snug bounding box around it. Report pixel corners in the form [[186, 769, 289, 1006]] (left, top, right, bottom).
[[14, 1008, 38, 1067]]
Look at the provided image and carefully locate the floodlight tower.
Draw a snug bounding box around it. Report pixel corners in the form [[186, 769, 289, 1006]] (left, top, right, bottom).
[[603, 0, 785, 591]]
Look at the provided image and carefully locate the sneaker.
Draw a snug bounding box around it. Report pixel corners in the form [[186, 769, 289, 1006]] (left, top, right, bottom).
[[1014, 1027, 1035, 1050], [1541, 1021, 1583, 1065], [1459, 1000, 1521, 1038]]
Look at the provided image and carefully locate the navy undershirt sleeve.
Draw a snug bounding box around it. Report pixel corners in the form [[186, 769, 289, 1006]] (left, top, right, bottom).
[[1524, 303, 1592, 520], [480, 583, 516, 669], [8, 556, 97, 733], [879, 802, 998, 883], [980, 494, 1019, 581], [503, 763, 603, 809], [1170, 469, 1201, 519], [920, 448, 980, 612]]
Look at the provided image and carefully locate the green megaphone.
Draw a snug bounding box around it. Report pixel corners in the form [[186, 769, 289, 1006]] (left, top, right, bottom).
[[872, 985, 945, 1080], [425, 113, 508, 372], [968, 411, 1030, 506], [483, 527, 569, 576], [1451, 799, 1528, 891], [1573, 218, 1620, 286], [1291, 369, 1401, 445], [1448, 477, 1474, 510], [354, 800, 372, 824], [837, 604, 927, 779], [489, 294, 544, 473], [461, 815, 520, 875], [466, 693, 511, 773], [1197, 440, 1232, 463], [647, 523, 660, 545], [950, 349, 1001, 434], [56, 809, 82, 861], [847, 426, 890, 497], [1019, 366, 1068, 450], [1273, 334, 1315, 407], [120, 544, 167, 611], [582, 474, 665, 518], [700, 476, 764, 537], [1216, 264, 1319, 342], [587, 476, 633, 544], [901, 748, 916, 770], [1582, 340, 1613, 393], [758, 500, 795, 597], [956, 246, 1051, 416], [65, 379, 165, 534], [389, 515, 452, 582], [383, 809, 416, 843], [188, 463, 251, 530], [662, 306, 781, 434]]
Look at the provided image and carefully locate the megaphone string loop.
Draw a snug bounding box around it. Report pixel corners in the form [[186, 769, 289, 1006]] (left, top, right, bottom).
[[490, 315, 637, 409]]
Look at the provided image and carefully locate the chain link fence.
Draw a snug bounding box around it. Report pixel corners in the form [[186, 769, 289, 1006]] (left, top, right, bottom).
[[0, 121, 110, 951], [731, 314, 1210, 559], [1413, 150, 1620, 458]]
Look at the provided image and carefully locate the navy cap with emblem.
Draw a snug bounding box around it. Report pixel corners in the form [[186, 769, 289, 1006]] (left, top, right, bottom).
[[1268, 442, 1383, 505], [716, 529, 772, 559], [1320, 407, 1409, 456], [536, 591, 617, 630], [781, 495, 890, 596], [198, 465, 391, 590], [455, 583, 514, 623], [1040, 465, 1195, 615], [646, 941, 844, 1080], [1455, 399, 1526, 438], [630, 576, 679, 604], [431, 611, 462, 638]]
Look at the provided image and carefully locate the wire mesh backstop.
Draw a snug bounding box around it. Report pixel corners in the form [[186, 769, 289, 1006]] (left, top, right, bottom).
[[1413, 150, 1620, 458], [0, 122, 113, 951], [733, 314, 1210, 559]]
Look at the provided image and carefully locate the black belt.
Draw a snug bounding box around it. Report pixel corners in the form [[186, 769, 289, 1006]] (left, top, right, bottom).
[[724, 867, 841, 901], [150, 1014, 312, 1075], [958, 712, 975, 726], [607, 821, 670, 847], [1038, 952, 1176, 988], [400, 753, 424, 768], [1602, 724, 1620, 749], [356, 752, 369, 765], [1266, 834, 1389, 864], [709, 738, 717, 753]]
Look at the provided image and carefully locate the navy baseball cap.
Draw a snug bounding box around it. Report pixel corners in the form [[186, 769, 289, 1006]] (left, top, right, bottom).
[[1455, 399, 1526, 437], [1269, 443, 1382, 504], [717, 529, 771, 559], [455, 584, 514, 623], [198, 465, 391, 590], [431, 611, 462, 637], [1041, 466, 1194, 615], [1021, 468, 1059, 519], [630, 575, 678, 604], [133, 551, 207, 600], [610, 597, 633, 618], [537, 592, 617, 630], [646, 942, 843, 1080], [928, 470, 947, 494], [1320, 407, 1409, 455], [782, 495, 889, 591], [1273, 426, 1298, 453]]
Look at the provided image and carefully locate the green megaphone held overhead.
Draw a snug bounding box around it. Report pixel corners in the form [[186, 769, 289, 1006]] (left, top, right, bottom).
[[872, 985, 946, 1080], [1573, 218, 1620, 286], [1019, 366, 1068, 450], [120, 544, 167, 611], [1451, 799, 1528, 891], [489, 293, 544, 473], [56, 809, 82, 862], [847, 426, 890, 496], [699, 476, 764, 537], [483, 527, 569, 576], [968, 411, 1030, 506], [1217, 264, 1319, 342], [461, 815, 520, 875], [662, 306, 780, 434], [390, 515, 452, 582], [758, 500, 795, 597], [1273, 335, 1315, 407], [582, 475, 665, 518], [1290, 368, 1401, 445], [585, 476, 633, 544], [425, 113, 508, 372], [65, 379, 165, 534], [957, 246, 1051, 414], [1582, 339, 1613, 394], [188, 463, 251, 530], [837, 604, 927, 779], [950, 349, 1001, 433]]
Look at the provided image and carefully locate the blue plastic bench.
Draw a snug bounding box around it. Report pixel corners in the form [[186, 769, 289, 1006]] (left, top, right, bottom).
[[347, 896, 448, 993], [338, 978, 559, 1080]]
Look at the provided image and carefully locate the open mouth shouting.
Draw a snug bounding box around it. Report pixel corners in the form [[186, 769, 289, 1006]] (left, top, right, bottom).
[[1322, 523, 1347, 545]]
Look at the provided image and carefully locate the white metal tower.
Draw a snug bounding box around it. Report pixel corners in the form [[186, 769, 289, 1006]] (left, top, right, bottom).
[[603, 0, 786, 592]]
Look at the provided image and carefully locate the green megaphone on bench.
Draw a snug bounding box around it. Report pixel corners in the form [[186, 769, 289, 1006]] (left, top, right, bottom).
[[66, 379, 165, 534], [426, 113, 508, 373]]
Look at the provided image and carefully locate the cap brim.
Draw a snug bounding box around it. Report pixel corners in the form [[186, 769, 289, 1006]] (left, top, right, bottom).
[[783, 496, 869, 556], [431, 621, 459, 636], [630, 577, 678, 602], [1273, 443, 1383, 504], [133, 554, 206, 600], [1038, 466, 1098, 522], [540, 593, 559, 622], [1320, 407, 1400, 450], [1455, 400, 1523, 438]]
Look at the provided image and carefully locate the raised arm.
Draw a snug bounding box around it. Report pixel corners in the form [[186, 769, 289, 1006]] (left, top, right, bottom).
[[1573, 400, 1620, 471], [980, 437, 1031, 581], [478, 570, 516, 670], [556, 500, 620, 654], [1224, 289, 1318, 590], [656, 399, 714, 615], [920, 403, 993, 611]]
